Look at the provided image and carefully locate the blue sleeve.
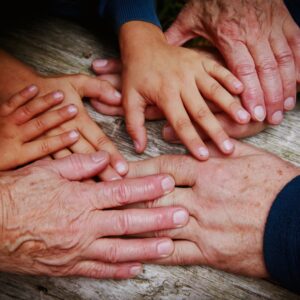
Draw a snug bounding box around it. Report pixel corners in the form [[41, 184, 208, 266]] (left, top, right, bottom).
[[263, 175, 300, 293], [99, 0, 161, 31]]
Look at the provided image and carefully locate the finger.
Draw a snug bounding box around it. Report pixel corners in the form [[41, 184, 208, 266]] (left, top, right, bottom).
[[20, 104, 78, 142], [75, 75, 122, 106], [248, 41, 284, 124], [84, 238, 175, 263], [284, 19, 300, 82], [182, 84, 235, 155], [96, 207, 189, 236], [21, 131, 80, 165], [162, 96, 209, 160], [96, 74, 122, 90], [127, 156, 198, 186], [123, 91, 147, 153], [11, 91, 64, 125], [204, 60, 243, 94], [52, 148, 72, 159], [163, 113, 266, 142], [224, 42, 266, 121], [270, 32, 297, 111], [150, 240, 203, 265], [93, 175, 176, 209], [69, 261, 143, 279], [91, 100, 165, 121], [47, 150, 110, 180], [79, 115, 128, 176], [196, 75, 250, 124], [0, 85, 38, 116], [91, 100, 124, 116], [64, 134, 121, 181], [92, 58, 122, 75]]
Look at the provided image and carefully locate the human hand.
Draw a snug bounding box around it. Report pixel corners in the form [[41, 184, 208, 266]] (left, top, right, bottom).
[[33, 73, 128, 180], [118, 21, 250, 160], [0, 151, 189, 279], [92, 53, 267, 142], [165, 0, 300, 124], [0, 84, 79, 170], [126, 141, 300, 277]]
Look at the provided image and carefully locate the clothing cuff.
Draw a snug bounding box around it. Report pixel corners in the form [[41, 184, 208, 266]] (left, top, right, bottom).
[[99, 0, 161, 31], [263, 175, 300, 293]]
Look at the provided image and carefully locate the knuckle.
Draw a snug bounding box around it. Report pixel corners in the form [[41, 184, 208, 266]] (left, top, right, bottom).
[[105, 243, 119, 264], [256, 60, 278, 75], [113, 182, 130, 205], [114, 213, 129, 235], [209, 82, 222, 97], [95, 134, 110, 149], [175, 118, 192, 132], [274, 51, 294, 66], [85, 265, 107, 279], [68, 154, 85, 172], [194, 106, 210, 121], [234, 63, 256, 77], [40, 140, 51, 154], [34, 118, 46, 131], [20, 105, 33, 118]]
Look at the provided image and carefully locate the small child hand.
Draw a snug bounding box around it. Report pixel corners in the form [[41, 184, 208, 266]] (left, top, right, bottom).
[[119, 22, 250, 160], [0, 85, 79, 170]]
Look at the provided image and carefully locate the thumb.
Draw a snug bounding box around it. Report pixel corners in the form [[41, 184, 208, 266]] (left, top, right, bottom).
[[164, 18, 197, 46], [75, 75, 122, 106], [50, 151, 110, 180]]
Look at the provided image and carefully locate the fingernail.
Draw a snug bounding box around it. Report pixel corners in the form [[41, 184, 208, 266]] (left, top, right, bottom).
[[67, 105, 78, 114], [157, 240, 174, 257], [69, 130, 79, 140], [161, 176, 175, 193], [93, 59, 108, 68], [130, 265, 142, 276], [53, 91, 64, 100], [234, 81, 243, 90], [284, 97, 295, 110], [198, 147, 209, 158], [271, 111, 283, 124], [134, 140, 141, 152], [91, 151, 107, 163], [254, 106, 266, 122], [27, 84, 37, 92], [173, 209, 189, 227], [115, 162, 128, 175], [222, 139, 234, 153], [237, 109, 250, 122], [114, 90, 122, 99]]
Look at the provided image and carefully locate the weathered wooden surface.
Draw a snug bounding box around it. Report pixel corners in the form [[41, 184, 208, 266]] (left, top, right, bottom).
[[0, 18, 299, 300]]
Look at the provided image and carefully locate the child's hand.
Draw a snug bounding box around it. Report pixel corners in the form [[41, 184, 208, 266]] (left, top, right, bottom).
[[119, 21, 250, 159], [0, 85, 79, 170], [34, 74, 128, 180]]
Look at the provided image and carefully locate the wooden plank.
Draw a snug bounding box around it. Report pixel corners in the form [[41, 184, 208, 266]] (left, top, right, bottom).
[[0, 18, 299, 300]]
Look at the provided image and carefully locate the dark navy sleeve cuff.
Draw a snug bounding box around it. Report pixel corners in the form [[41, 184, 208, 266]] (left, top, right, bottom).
[[99, 0, 161, 31], [263, 175, 300, 293]]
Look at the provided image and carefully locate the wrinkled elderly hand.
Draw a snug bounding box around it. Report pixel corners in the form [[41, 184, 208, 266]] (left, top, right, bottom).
[[0, 152, 189, 279], [165, 0, 300, 124], [127, 141, 300, 277]]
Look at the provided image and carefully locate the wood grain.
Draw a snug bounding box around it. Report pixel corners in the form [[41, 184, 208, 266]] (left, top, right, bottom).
[[0, 18, 299, 300]]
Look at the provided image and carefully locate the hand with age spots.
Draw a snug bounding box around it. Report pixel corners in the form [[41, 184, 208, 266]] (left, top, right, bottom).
[[165, 0, 300, 124], [0, 151, 189, 279], [126, 141, 300, 277]]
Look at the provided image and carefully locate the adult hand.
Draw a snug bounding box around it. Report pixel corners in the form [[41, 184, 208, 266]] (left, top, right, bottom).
[[165, 0, 300, 124], [0, 152, 189, 279], [127, 141, 300, 277]]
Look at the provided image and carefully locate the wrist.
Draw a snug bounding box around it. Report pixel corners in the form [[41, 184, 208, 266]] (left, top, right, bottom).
[[119, 21, 166, 61]]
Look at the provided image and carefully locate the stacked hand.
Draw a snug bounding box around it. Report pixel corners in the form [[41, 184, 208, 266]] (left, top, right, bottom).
[[165, 0, 300, 124]]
